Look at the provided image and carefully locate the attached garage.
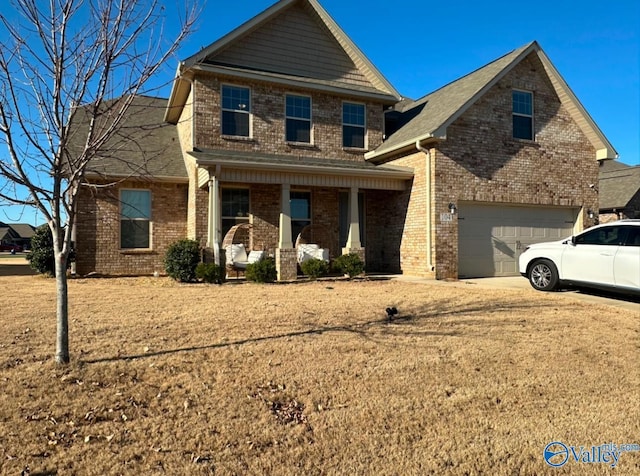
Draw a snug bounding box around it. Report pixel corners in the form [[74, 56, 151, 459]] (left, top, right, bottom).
[[457, 203, 578, 278]]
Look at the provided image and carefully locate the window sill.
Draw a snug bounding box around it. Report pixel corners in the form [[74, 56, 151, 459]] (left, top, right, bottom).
[[119, 249, 155, 255], [286, 141, 317, 150], [342, 146, 368, 153], [222, 135, 254, 142]]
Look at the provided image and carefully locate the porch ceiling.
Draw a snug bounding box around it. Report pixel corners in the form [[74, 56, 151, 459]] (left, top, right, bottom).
[[189, 149, 413, 191]]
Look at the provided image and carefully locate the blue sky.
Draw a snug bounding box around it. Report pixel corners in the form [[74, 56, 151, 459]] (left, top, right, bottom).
[[2, 0, 638, 225]]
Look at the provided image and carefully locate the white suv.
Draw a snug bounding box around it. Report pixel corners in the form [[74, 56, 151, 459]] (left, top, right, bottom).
[[519, 220, 640, 295]]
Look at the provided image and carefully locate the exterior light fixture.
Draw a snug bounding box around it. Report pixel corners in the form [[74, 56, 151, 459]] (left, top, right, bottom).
[[448, 203, 457, 215], [587, 209, 594, 219]]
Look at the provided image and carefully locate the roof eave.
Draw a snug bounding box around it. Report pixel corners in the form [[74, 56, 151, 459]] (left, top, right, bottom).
[[164, 66, 193, 124], [365, 133, 443, 163], [190, 64, 399, 103], [191, 152, 414, 180], [83, 173, 189, 184]]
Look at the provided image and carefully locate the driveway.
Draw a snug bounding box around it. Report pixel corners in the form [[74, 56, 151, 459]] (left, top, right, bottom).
[[456, 276, 640, 313]]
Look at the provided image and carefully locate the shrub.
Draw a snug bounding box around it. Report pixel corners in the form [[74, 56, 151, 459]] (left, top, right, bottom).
[[300, 258, 329, 280], [333, 253, 365, 278], [164, 239, 200, 282], [26, 224, 55, 276], [246, 257, 277, 283], [195, 262, 225, 284]]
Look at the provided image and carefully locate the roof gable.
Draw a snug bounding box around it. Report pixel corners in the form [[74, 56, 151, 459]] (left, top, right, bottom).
[[203, 3, 370, 87], [367, 42, 617, 162], [166, 0, 400, 123]]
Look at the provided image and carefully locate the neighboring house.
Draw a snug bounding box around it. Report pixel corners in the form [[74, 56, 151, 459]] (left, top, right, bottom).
[[598, 160, 640, 223], [0, 224, 20, 246], [9, 223, 36, 249], [0, 222, 35, 249], [74, 0, 616, 280]]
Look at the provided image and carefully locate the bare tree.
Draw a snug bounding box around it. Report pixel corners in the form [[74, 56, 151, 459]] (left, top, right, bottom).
[[0, 0, 197, 364]]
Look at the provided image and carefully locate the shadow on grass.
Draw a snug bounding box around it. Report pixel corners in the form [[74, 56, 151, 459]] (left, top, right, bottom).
[[83, 297, 546, 365], [0, 263, 36, 277]]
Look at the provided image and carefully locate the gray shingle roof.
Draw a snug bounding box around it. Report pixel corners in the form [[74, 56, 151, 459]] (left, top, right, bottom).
[[8, 223, 35, 239], [599, 162, 640, 210], [369, 43, 533, 159], [68, 95, 187, 180]]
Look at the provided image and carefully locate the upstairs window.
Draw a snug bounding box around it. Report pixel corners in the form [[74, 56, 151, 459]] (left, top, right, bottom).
[[343, 102, 365, 148], [286, 94, 312, 143], [120, 189, 151, 249], [222, 85, 250, 137], [512, 90, 533, 140]]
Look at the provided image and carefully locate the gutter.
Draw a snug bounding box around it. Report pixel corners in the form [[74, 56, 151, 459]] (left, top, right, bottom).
[[191, 154, 414, 180]]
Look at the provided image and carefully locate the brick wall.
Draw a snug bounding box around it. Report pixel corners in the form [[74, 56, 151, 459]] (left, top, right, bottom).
[[192, 75, 385, 161], [381, 53, 599, 279], [76, 181, 188, 276], [364, 189, 407, 273], [248, 184, 280, 253]]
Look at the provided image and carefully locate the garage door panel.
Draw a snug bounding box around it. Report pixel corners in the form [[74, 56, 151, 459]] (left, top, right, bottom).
[[458, 204, 577, 278]]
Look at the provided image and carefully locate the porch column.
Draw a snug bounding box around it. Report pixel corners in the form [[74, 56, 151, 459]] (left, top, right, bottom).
[[278, 183, 293, 249], [343, 186, 366, 266], [345, 186, 361, 248], [207, 175, 221, 265], [276, 183, 297, 281]]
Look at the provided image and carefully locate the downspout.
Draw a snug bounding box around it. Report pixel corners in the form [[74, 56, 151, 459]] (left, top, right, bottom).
[[416, 139, 434, 273]]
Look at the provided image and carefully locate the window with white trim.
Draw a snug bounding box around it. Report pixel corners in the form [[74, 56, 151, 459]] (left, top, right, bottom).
[[512, 90, 533, 140], [120, 189, 151, 249], [222, 85, 250, 137], [221, 188, 250, 239], [343, 102, 365, 148], [286, 94, 311, 143], [290, 191, 311, 243]]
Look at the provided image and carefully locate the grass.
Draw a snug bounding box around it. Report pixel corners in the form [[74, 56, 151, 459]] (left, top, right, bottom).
[[0, 273, 638, 475]]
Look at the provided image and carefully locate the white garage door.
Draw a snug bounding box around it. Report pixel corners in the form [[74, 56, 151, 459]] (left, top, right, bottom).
[[458, 203, 578, 278]]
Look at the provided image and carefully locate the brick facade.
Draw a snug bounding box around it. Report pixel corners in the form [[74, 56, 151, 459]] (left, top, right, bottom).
[[75, 20, 608, 280], [75, 181, 187, 276], [192, 76, 385, 161]]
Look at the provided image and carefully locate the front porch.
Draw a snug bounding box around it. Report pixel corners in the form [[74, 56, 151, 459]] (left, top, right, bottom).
[[188, 150, 413, 281]]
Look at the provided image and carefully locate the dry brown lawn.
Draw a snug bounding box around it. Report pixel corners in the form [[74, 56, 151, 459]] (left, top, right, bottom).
[[0, 268, 638, 475]]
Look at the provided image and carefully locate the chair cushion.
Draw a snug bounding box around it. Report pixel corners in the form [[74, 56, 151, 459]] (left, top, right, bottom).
[[297, 243, 328, 263], [226, 243, 247, 263], [247, 250, 265, 264]]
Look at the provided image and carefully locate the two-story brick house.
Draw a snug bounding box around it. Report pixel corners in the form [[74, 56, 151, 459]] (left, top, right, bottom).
[[74, 0, 616, 280]]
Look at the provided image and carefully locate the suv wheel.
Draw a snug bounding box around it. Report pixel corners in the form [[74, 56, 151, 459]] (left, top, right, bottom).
[[528, 259, 559, 291]]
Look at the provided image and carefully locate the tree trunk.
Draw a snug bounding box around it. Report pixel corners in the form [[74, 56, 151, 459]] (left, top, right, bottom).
[[55, 253, 69, 364]]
